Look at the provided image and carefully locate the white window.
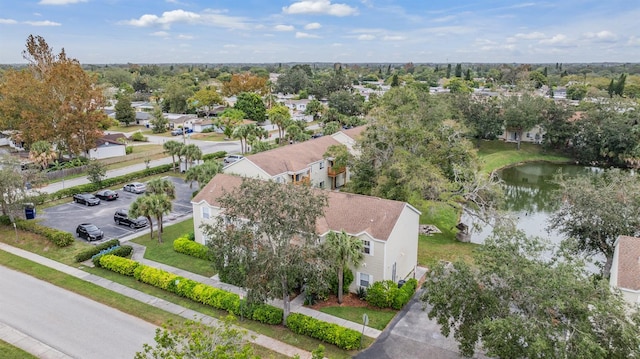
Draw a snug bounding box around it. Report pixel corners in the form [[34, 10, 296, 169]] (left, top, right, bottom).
[[201, 206, 210, 219], [362, 240, 371, 255], [319, 181, 325, 189], [319, 161, 325, 169], [358, 272, 372, 288]]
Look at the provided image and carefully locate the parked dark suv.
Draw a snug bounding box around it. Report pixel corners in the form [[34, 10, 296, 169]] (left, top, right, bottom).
[[76, 223, 104, 241], [73, 193, 101, 206], [114, 209, 149, 229]]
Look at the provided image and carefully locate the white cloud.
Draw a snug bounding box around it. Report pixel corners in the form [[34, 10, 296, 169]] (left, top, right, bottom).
[[583, 30, 618, 42], [382, 35, 405, 41], [223, 44, 237, 48], [150, 31, 169, 37], [176, 34, 193, 39], [295, 31, 320, 38], [274, 24, 295, 31], [539, 34, 567, 44], [24, 20, 61, 26], [628, 36, 640, 47], [431, 15, 455, 23], [514, 31, 545, 40], [283, 0, 358, 17], [0, 18, 18, 24], [39, 0, 86, 4], [121, 9, 249, 30], [358, 34, 375, 40], [304, 22, 322, 30]]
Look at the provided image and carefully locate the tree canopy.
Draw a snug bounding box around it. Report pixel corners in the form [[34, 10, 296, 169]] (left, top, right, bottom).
[[203, 177, 328, 323], [422, 228, 640, 358]]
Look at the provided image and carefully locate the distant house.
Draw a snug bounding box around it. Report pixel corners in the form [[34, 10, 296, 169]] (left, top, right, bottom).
[[500, 125, 545, 144], [222, 127, 365, 190], [610, 235, 640, 306], [191, 173, 421, 292], [86, 134, 126, 159]]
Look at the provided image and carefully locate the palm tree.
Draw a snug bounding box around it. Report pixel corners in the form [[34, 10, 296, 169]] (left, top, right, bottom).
[[180, 144, 202, 171], [233, 123, 259, 154], [29, 140, 57, 170], [267, 104, 292, 140], [184, 160, 222, 189], [130, 194, 172, 243], [146, 178, 175, 233], [324, 230, 364, 304], [163, 140, 184, 172]]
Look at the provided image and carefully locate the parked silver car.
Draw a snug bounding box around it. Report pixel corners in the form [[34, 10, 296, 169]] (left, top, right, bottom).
[[123, 182, 146, 194]]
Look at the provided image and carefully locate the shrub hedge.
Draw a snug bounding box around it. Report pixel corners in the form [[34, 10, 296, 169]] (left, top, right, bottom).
[[173, 235, 209, 260], [75, 239, 121, 262], [365, 278, 418, 310], [14, 219, 74, 247], [98, 255, 283, 325], [91, 245, 133, 267], [286, 313, 362, 350], [29, 164, 172, 205], [202, 151, 227, 161]]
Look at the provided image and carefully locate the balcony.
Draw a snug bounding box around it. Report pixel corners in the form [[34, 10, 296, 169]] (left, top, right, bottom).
[[327, 166, 346, 177], [292, 176, 311, 185]]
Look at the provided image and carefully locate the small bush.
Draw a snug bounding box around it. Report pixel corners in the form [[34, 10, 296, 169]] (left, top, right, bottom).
[[250, 304, 283, 325], [356, 286, 367, 300], [0, 215, 11, 225], [286, 313, 361, 350], [365, 278, 418, 309], [92, 245, 133, 267], [173, 235, 209, 260], [125, 146, 133, 155], [75, 239, 120, 262], [131, 132, 147, 142]]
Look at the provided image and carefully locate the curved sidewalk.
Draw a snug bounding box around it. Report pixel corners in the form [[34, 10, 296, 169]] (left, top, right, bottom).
[[127, 242, 383, 339], [0, 242, 312, 359]]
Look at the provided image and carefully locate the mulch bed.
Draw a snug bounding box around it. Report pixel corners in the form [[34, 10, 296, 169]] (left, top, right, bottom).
[[308, 293, 371, 310]]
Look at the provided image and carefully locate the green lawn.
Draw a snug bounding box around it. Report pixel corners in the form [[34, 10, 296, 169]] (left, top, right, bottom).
[[108, 124, 147, 133], [319, 306, 396, 331], [477, 141, 571, 174], [0, 340, 37, 359], [131, 218, 216, 277], [415, 200, 478, 268]]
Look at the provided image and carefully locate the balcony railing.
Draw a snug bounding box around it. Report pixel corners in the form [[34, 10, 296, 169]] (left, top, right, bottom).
[[327, 166, 346, 177], [292, 176, 311, 185]]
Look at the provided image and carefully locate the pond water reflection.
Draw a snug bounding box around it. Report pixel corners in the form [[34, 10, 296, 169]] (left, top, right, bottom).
[[464, 162, 604, 246]]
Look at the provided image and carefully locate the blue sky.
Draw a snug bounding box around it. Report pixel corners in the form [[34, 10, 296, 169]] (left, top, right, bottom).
[[1, 0, 638, 64]]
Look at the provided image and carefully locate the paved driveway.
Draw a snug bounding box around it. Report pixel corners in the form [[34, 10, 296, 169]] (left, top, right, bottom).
[[355, 289, 487, 359], [38, 176, 194, 243]]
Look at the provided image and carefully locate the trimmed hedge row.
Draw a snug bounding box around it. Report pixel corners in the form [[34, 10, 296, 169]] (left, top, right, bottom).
[[286, 313, 362, 350], [202, 151, 227, 161], [14, 219, 74, 247], [29, 164, 173, 205], [173, 235, 210, 260], [365, 278, 418, 310], [92, 245, 133, 267], [75, 239, 120, 262], [98, 255, 283, 325]]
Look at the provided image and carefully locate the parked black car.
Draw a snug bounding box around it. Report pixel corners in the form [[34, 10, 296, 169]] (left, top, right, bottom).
[[73, 193, 101, 206], [114, 209, 149, 229], [95, 189, 119, 201], [76, 223, 104, 241]]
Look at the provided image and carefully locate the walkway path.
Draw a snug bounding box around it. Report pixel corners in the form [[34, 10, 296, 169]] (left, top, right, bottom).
[[0, 237, 384, 358]]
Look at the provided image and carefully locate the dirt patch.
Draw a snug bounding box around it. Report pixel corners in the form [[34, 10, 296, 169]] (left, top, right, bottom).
[[308, 293, 371, 310]]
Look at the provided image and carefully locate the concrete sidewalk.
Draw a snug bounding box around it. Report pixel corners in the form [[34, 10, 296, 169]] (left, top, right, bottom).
[[127, 242, 383, 339], [0, 242, 313, 359]]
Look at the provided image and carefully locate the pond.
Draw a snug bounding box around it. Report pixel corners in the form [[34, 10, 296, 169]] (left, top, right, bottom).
[[463, 161, 604, 246]]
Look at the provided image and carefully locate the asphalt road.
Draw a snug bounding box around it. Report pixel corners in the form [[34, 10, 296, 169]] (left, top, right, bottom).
[[38, 176, 194, 243], [355, 289, 488, 359], [0, 265, 158, 359]]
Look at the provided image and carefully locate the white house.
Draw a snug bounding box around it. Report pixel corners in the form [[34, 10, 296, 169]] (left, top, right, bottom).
[[610, 235, 640, 306], [500, 124, 545, 144], [86, 137, 126, 159], [191, 173, 421, 292], [223, 127, 365, 190]]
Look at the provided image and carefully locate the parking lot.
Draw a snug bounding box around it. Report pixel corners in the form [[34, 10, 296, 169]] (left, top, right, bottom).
[[38, 176, 195, 243]]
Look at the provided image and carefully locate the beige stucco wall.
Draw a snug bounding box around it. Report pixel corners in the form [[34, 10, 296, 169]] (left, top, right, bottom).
[[350, 233, 386, 293], [383, 204, 420, 283], [222, 159, 272, 180], [309, 159, 330, 189], [192, 201, 223, 245]]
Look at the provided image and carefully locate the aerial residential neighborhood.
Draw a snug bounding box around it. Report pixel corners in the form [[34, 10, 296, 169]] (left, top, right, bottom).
[[1, 1, 640, 359]]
